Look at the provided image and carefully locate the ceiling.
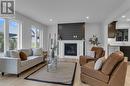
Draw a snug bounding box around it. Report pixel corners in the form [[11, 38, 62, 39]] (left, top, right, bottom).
[[117, 9, 130, 23], [16, 0, 126, 25]]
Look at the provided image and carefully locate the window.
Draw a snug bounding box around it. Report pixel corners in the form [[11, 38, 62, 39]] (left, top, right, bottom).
[[31, 26, 40, 48], [0, 18, 5, 54], [9, 20, 19, 50], [116, 29, 128, 41]]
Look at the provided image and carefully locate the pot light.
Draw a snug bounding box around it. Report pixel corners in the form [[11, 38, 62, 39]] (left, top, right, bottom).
[[122, 15, 126, 18], [85, 16, 89, 19], [127, 19, 130, 21], [49, 19, 53, 21]]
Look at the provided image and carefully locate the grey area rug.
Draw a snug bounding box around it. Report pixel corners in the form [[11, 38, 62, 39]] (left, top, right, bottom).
[[25, 62, 77, 86]]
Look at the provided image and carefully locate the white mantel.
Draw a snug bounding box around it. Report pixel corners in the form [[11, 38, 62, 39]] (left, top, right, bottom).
[[58, 40, 84, 59]]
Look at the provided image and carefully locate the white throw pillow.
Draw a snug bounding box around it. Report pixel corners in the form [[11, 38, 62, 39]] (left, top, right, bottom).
[[33, 48, 43, 56], [94, 57, 105, 70], [10, 50, 20, 58], [86, 51, 95, 58]]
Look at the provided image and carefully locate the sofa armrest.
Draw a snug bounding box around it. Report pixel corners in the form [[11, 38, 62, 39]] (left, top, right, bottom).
[[108, 60, 127, 86], [0, 57, 20, 74], [79, 56, 87, 66], [80, 56, 97, 66]]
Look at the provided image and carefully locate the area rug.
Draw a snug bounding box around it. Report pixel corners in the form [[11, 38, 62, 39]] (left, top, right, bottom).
[[25, 61, 77, 86]]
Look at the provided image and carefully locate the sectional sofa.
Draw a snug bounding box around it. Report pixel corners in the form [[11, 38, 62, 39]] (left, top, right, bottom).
[[0, 48, 46, 77]]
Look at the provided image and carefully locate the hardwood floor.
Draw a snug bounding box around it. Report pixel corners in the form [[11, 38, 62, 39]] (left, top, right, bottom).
[[0, 59, 129, 86]]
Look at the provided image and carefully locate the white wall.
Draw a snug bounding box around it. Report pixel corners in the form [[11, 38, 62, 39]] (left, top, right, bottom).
[[47, 24, 58, 50], [85, 23, 104, 52], [13, 12, 48, 50]]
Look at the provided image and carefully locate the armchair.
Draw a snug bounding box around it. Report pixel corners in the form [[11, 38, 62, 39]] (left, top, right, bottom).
[[79, 47, 105, 66], [80, 51, 127, 86]]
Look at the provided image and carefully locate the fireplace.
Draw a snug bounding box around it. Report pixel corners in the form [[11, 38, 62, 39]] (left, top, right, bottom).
[[64, 43, 77, 56], [58, 40, 84, 59]]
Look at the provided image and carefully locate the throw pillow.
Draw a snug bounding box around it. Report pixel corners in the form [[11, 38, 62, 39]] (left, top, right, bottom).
[[94, 57, 106, 70], [18, 49, 31, 56], [4, 50, 11, 57], [19, 52, 27, 61], [33, 48, 43, 56], [86, 51, 95, 58], [10, 50, 20, 58]]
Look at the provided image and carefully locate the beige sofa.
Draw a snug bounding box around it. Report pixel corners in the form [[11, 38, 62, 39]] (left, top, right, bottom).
[[0, 48, 46, 77], [80, 51, 127, 86]]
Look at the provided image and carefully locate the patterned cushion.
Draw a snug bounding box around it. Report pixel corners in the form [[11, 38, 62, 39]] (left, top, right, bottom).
[[10, 50, 20, 58]]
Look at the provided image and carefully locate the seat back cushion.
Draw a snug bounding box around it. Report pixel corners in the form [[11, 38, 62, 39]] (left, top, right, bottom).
[[91, 47, 103, 58], [32, 48, 43, 56], [19, 51, 27, 61], [101, 51, 124, 75]]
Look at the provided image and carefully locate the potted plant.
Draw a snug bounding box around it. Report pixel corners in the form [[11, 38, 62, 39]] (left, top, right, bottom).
[[89, 35, 100, 46]]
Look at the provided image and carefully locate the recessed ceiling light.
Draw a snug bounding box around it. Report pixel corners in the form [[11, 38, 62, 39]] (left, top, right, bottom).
[[49, 19, 53, 21], [85, 16, 89, 19], [122, 15, 126, 18], [127, 19, 130, 21]]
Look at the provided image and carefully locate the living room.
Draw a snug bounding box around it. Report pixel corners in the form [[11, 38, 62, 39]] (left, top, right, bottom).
[[0, 0, 130, 86]]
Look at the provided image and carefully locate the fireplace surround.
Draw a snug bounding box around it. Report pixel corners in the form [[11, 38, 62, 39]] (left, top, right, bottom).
[[58, 40, 84, 59]]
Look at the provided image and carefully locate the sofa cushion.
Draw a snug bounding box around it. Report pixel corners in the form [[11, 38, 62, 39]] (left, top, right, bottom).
[[81, 63, 109, 83], [101, 51, 124, 75], [27, 56, 42, 60], [20, 56, 42, 67], [19, 52, 27, 61], [10, 50, 20, 58], [32, 48, 43, 56]]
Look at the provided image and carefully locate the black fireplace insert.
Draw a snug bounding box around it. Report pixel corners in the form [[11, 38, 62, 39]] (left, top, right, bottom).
[[64, 43, 77, 56]]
